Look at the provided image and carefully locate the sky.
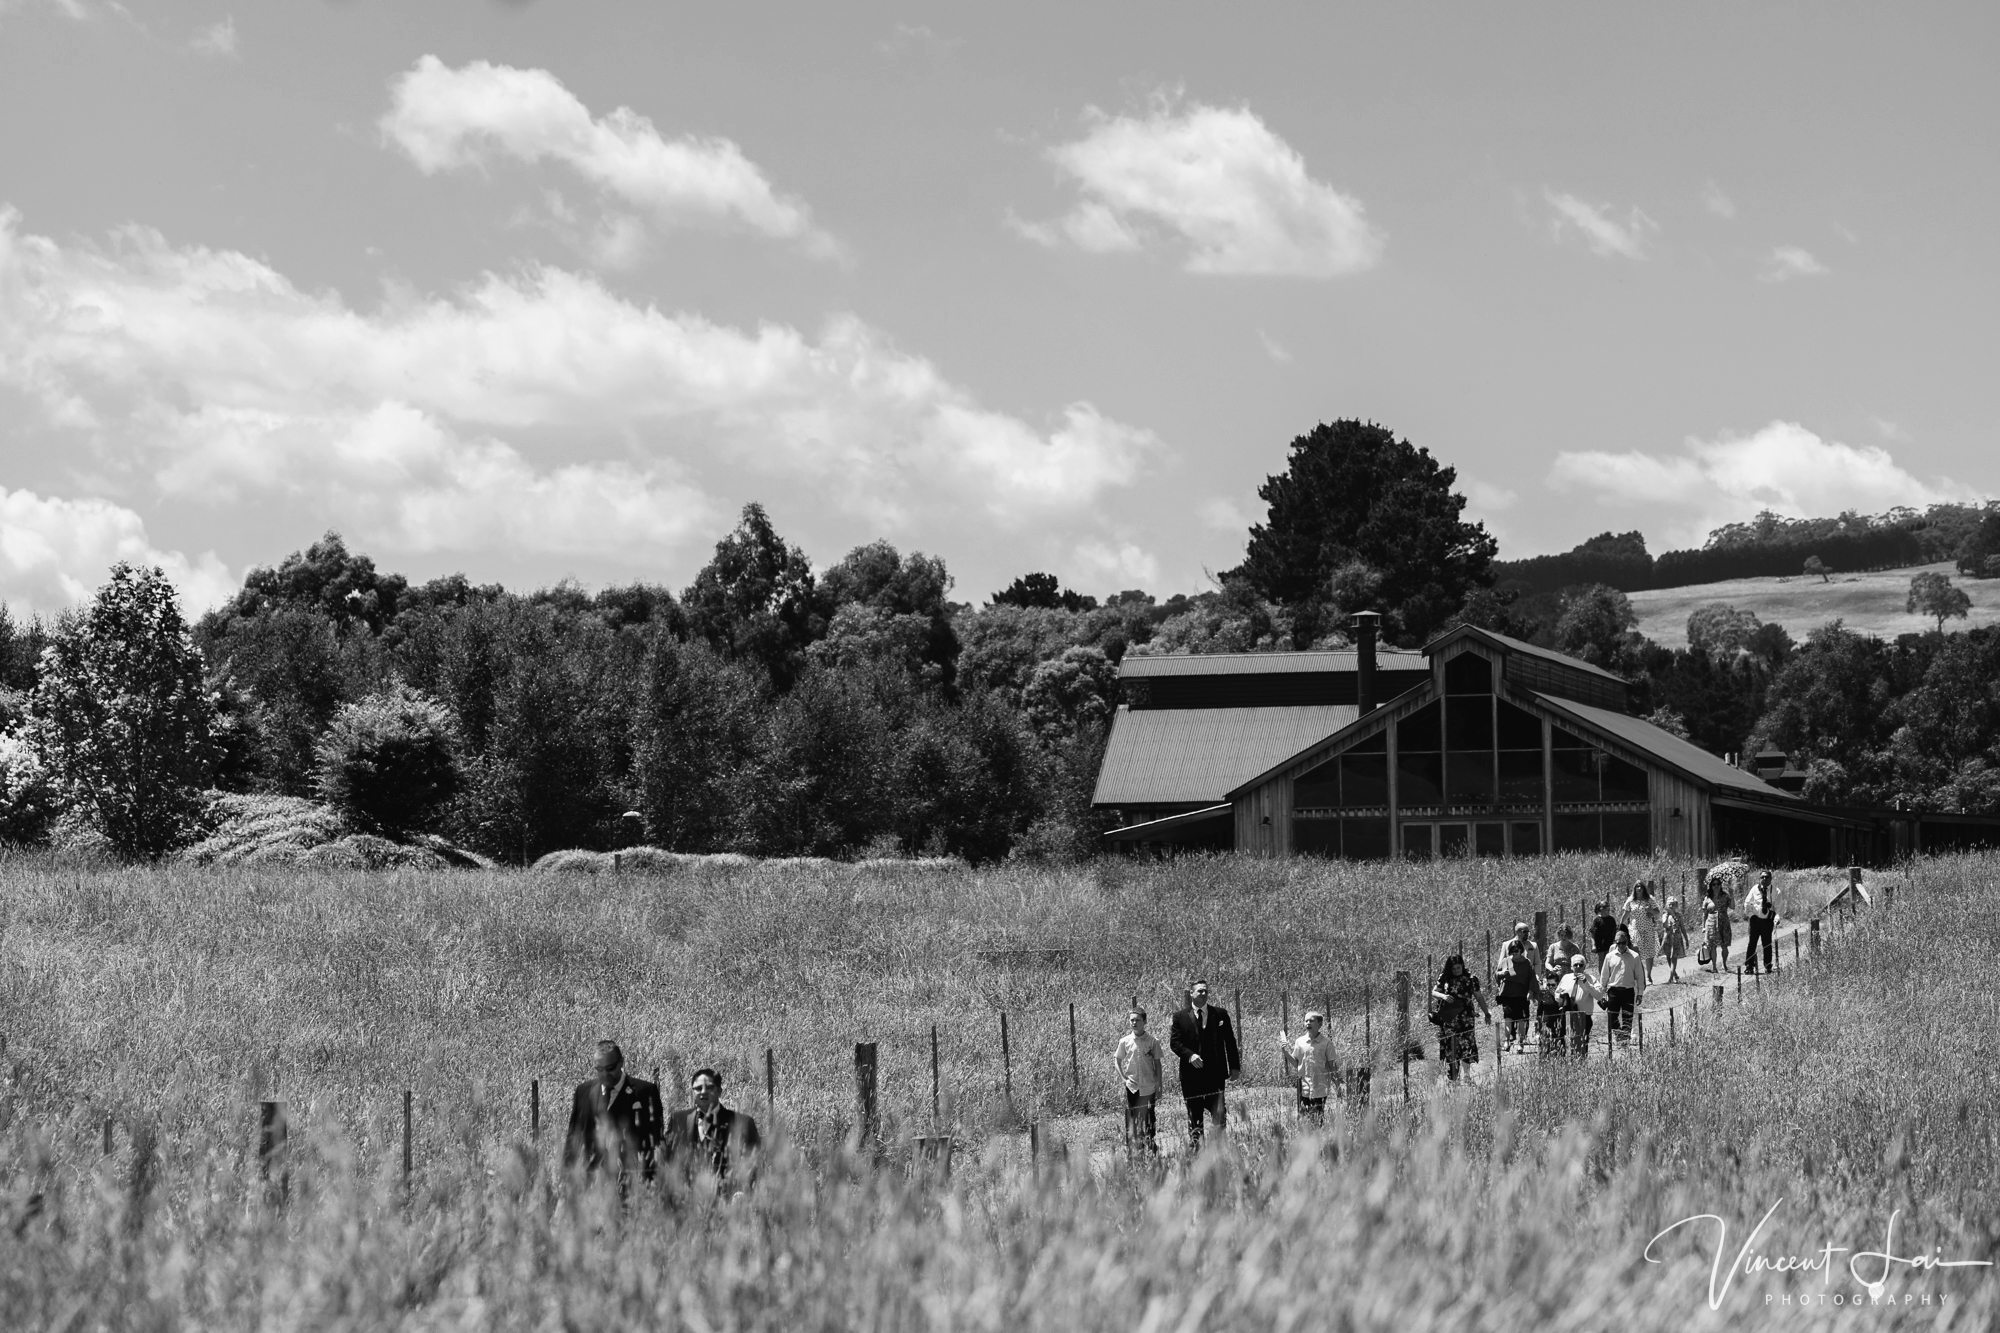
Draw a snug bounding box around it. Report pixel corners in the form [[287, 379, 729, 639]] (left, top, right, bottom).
[[1, 1, 1996, 616]]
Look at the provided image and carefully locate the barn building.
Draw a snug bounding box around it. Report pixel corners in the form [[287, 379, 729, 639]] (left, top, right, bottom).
[[1100, 614, 1930, 865]]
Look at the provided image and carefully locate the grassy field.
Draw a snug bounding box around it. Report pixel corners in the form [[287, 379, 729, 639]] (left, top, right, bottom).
[[1629, 560, 2000, 648], [3, 852, 1996, 1329]]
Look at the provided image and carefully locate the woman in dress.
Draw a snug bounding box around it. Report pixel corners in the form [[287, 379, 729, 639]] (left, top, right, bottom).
[[1701, 884, 1728, 972], [1622, 880, 1661, 976], [1660, 896, 1688, 982], [1430, 954, 1491, 1082]]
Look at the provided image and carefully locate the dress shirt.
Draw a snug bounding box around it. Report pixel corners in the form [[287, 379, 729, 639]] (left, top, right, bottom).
[[1115, 1032, 1164, 1097], [1556, 972, 1606, 1011], [1598, 947, 1648, 996], [1288, 1033, 1338, 1100]]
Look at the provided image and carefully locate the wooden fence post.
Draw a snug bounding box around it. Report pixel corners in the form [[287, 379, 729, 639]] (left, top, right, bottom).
[[401, 1090, 412, 1184], [1363, 983, 1372, 1060], [1401, 1042, 1410, 1103], [259, 1100, 286, 1176], [1811, 918, 1821, 956], [1669, 1008, 1675, 1047], [1485, 930, 1493, 990], [1711, 984, 1724, 1011], [530, 1079, 539, 1138], [1068, 1002, 1080, 1097], [999, 1013, 1014, 1120], [766, 1048, 776, 1119], [102, 1114, 115, 1154], [1394, 970, 1411, 1059], [854, 1043, 879, 1151], [930, 1025, 940, 1129], [1533, 910, 1548, 970], [1637, 1011, 1643, 1054]]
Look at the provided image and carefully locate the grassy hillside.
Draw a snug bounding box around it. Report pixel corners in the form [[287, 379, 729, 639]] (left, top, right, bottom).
[[4, 853, 1998, 1328], [1629, 559, 2000, 648]]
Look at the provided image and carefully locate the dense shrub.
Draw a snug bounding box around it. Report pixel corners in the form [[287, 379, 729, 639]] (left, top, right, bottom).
[[0, 731, 55, 845], [314, 685, 461, 839]]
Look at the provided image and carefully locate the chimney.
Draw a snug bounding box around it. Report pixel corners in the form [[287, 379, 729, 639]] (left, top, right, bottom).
[[1349, 611, 1381, 715]]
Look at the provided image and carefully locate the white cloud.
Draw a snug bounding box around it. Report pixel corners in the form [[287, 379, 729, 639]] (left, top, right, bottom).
[[1761, 245, 1829, 282], [0, 486, 233, 615], [1071, 539, 1160, 589], [0, 209, 1155, 573], [381, 55, 838, 260], [1544, 189, 1657, 259], [1198, 497, 1255, 533], [1021, 98, 1383, 278], [1464, 479, 1519, 513], [1256, 329, 1292, 364], [1701, 181, 1736, 220], [1548, 421, 1978, 548], [189, 16, 236, 58]]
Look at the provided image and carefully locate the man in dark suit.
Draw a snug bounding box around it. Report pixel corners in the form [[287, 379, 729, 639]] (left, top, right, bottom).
[[563, 1040, 664, 1188], [1169, 979, 1239, 1149], [663, 1067, 761, 1189]]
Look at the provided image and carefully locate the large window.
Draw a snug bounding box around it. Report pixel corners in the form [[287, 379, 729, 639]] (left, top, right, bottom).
[[1497, 700, 1544, 806], [1548, 725, 1654, 852], [1396, 702, 1442, 807], [1443, 655, 1495, 808], [1295, 815, 1391, 859], [1294, 730, 1389, 810]]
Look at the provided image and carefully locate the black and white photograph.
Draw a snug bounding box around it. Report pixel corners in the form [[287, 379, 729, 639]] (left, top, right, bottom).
[[1, 3, 1997, 1328]]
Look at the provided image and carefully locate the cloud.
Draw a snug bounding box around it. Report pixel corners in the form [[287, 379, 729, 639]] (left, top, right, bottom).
[[0, 486, 234, 615], [1463, 479, 1519, 513], [381, 55, 838, 260], [1199, 497, 1255, 533], [1071, 539, 1160, 589], [1544, 189, 1656, 259], [0, 209, 1156, 575], [1548, 421, 1979, 549], [189, 16, 236, 58], [1020, 98, 1383, 278], [1761, 245, 1829, 282], [878, 23, 960, 59], [1701, 181, 1736, 220], [1256, 329, 1292, 364]]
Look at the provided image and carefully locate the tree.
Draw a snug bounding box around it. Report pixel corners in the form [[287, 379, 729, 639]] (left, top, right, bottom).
[[1020, 646, 1119, 747], [632, 636, 763, 852], [821, 542, 960, 684], [215, 531, 409, 634], [1552, 584, 1639, 674], [0, 731, 56, 845], [1956, 512, 2000, 578], [29, 563, 216, 859], [737, 666, 895, 856], [314, 685, 461, 839], [1233, 419, 1497, 646], [1685, 604, 1764, 662], [682, 504, 826, 690], [1907, 571, 1972, 633], [991, 572, 1096, 612]]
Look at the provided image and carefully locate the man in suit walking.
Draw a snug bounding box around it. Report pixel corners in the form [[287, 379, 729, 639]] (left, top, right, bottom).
[[563, 1040, 665, 1188], [663, 1067, 762, 1190], [1169, 979, 1239, 1150]]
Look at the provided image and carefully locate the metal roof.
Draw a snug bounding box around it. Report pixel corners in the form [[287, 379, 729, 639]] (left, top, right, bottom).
[[1426, 624, 1629, 686], [1119, 649, 1427, 678], [1531, 694, 1800, 802], [1093, 705, 1358, 806], [1101, 804, 1232, 841]]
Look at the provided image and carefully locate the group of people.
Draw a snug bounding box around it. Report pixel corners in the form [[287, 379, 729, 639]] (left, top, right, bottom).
[[563, 1040, 761, 1192], [1110, 871, 1785, 1147]]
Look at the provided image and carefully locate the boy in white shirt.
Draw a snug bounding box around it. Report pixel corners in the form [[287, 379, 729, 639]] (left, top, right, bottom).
[[1112, 1008, 1164, 1155], [1279, 1011, 1339, 1127]]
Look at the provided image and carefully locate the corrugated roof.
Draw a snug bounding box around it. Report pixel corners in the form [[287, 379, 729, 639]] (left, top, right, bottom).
[[1533, 693, 1799, 802], [1428, 625, 1629, 686], [1093, 705, 1357, 806], [1120, 650, 1427, 679]]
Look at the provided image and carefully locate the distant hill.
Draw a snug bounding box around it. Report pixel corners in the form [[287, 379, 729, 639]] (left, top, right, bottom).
[[1493, 503, 1996, 595], [1628, 560, 2000, 648]]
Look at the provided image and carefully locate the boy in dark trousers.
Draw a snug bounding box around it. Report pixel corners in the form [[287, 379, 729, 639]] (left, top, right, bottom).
[[1590, 902, 1618, 966]]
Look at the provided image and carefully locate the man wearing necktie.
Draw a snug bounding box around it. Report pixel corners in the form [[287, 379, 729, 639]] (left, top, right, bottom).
[[663, 1068, 762, 1190], [1168, 979, 1240, 1150], [563, 1040, 664, 1189]]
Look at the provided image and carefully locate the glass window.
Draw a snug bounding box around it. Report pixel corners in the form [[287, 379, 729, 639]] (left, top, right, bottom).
[[1347, 730, 1388, 754], [1398, 702, 1441, 753], [1397, 751, 1443, 806], [1475, 823, 1506, 857], [1341, 752, 1389, 806], [1510, 821, 1542, 856], [1497, 700, 1542, 751], [1294, 817, 1340, 857], [1445, 696, 1493, 750], [1602, 812, 1651, 853], [1603, 754, 1649, 803], [1343, 817, 1391, 860], [1294, 759, 1338, 809], [1498, 749, 1544, 804], [1444, 653, 1492, 693], [1552, 726, 1591, 750], [1552, 813, 1599, 852], [1438, 823, 1470, 857], [1402, 823, 1434, 859], [1551, 748, 1599, 804], [1446, 751, 1495, 805]]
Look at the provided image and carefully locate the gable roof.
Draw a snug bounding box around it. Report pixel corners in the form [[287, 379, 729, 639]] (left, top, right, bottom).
[[1093, 705, 1356, 806], [1425, 624, 1629, 687], [1530, 694, 1799, 802], [1119, 649, 1427, 678], [1222, 682, 1427, 799]]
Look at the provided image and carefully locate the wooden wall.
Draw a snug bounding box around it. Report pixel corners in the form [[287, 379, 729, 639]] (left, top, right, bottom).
[[1234, 777, 1289, 856], [1648, 771, 1713, 860]]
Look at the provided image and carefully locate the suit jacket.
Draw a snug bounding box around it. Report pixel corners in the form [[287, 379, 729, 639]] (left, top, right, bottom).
[[564, 1074, 665, 1182], [1168, 1003, 1240, 1097], [662, 1105, 762, 1183]]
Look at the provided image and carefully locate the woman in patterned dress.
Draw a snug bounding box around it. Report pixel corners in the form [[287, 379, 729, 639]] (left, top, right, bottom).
[[1660, 896, 1689, 982], [1623, 880, 1661, 975], [1430, 954, 1491, 1082]]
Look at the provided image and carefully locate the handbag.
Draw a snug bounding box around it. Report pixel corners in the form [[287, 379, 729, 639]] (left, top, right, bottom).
[[1697, 942, 1713, 965]]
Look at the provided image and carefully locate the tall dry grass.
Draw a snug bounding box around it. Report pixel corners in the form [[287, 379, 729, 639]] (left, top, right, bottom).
[[1, 851, 1995, 1329]]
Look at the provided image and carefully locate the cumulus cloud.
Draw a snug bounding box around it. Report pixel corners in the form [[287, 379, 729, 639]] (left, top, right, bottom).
[[1071, 539, 1160, 589], [1761, 245, 1829, 282], [1701, 181, 1736, 220], [1257, 329, 1292, 364], [1463, 479, 1519, 513], [381, 55, 838, 260], [0, 209, 1155, 576], [1544, 189, 1656, 259], [189, 16, 236, 58], [1019, 99, 1383, 278], [0, 486, 234, 615], [1548, 421, 1979, 548], [1199, 497, 1256, 534]]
